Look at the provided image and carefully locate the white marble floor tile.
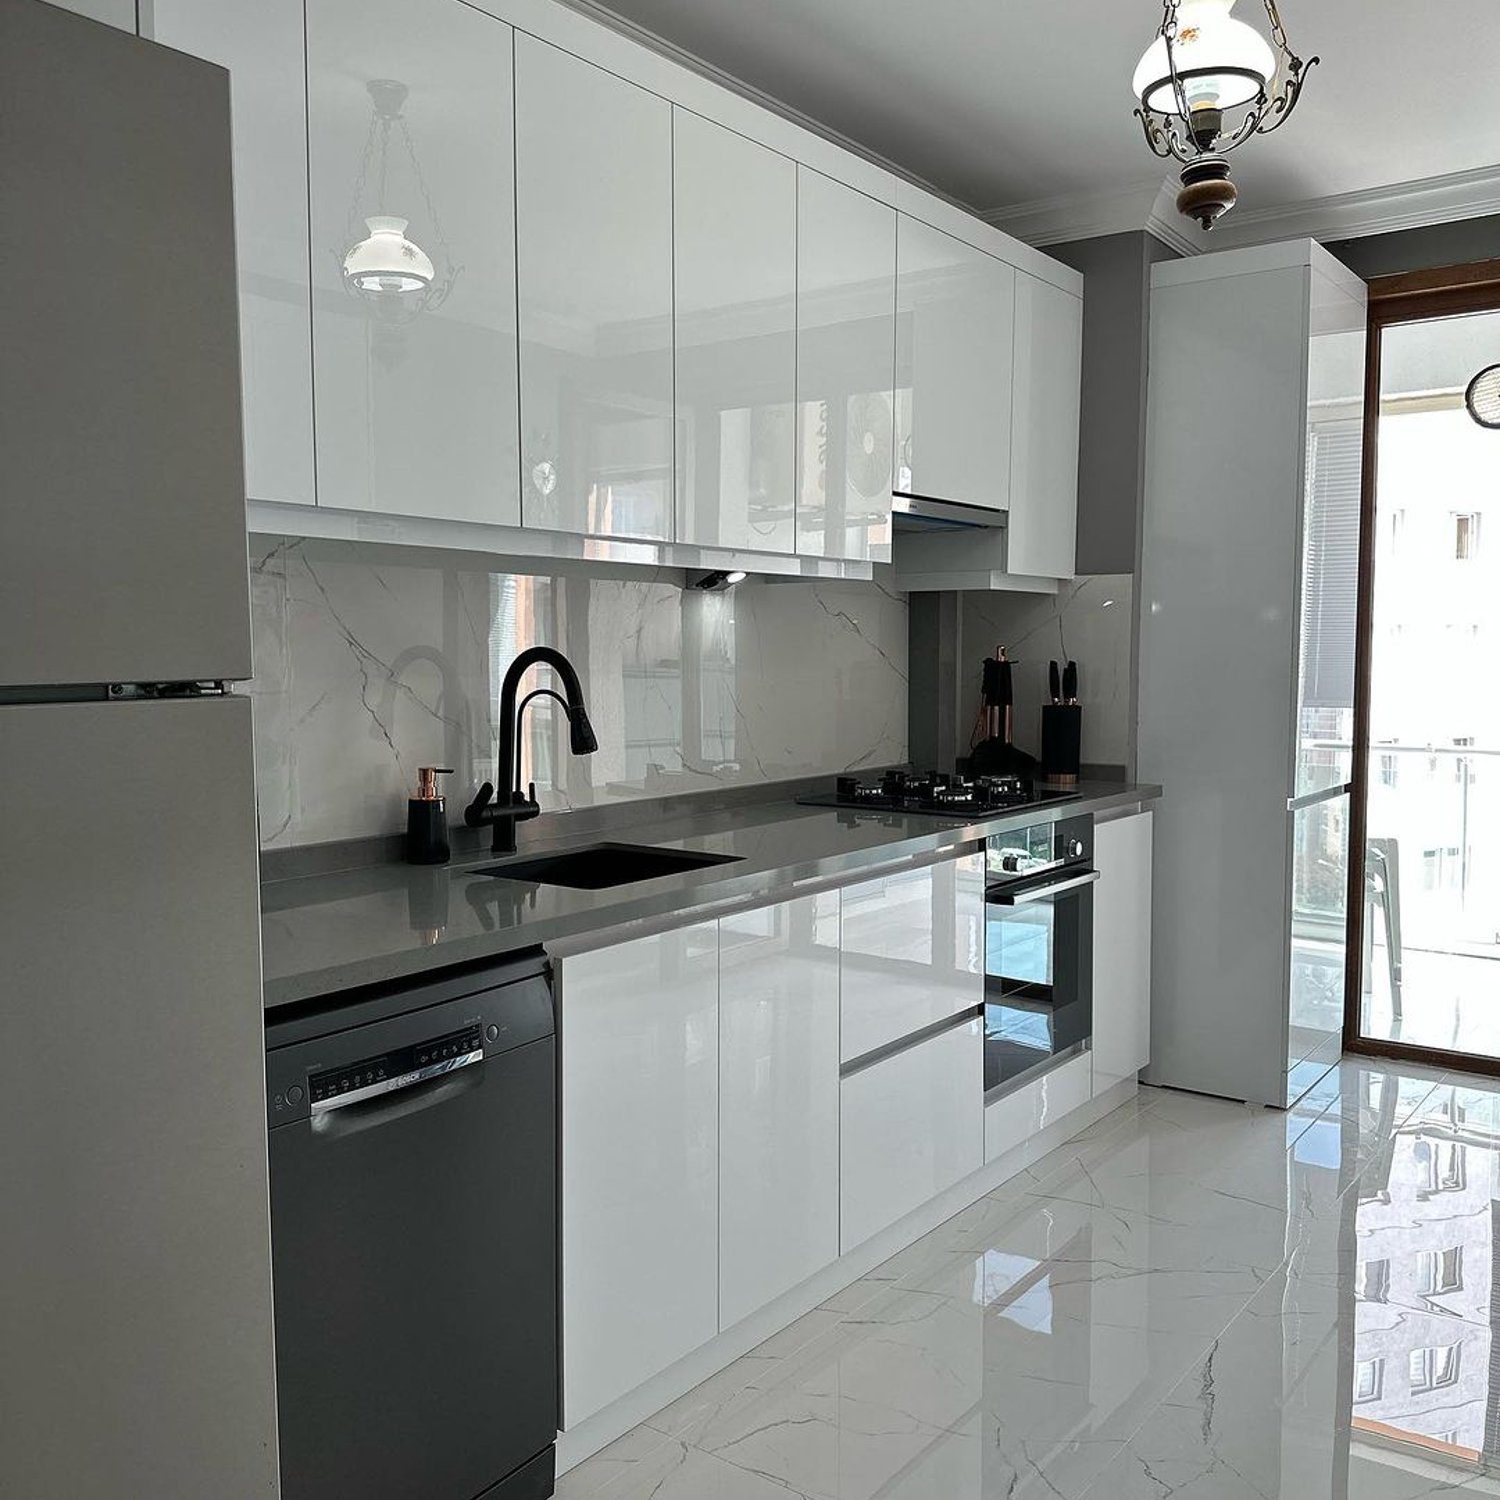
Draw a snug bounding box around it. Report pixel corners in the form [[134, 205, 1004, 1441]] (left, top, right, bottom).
[[560, 1062, 1500, 1500]]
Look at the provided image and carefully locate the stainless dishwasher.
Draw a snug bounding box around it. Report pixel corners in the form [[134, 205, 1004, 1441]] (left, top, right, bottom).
[[265, 949, 557, 1500]]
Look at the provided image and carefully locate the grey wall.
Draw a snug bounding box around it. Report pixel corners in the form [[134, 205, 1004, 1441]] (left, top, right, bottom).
[[1327, 215, 1500, 280], [1048, 231, 1180, 576]]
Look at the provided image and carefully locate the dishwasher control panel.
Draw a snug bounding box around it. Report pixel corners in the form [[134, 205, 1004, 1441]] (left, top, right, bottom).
[[305, 1022, 485, 1114]]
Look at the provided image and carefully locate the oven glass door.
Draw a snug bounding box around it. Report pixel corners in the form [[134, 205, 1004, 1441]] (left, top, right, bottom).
[[984, 875, 1093, 1097]]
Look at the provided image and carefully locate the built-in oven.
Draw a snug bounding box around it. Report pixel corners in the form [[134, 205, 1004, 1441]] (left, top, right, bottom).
[[984, 813, 1096, 1100]]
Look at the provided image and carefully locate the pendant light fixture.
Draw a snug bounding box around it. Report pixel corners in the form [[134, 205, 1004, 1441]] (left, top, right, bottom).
[[1132, 0, 1317, 231], [340, 79, 458, 322]]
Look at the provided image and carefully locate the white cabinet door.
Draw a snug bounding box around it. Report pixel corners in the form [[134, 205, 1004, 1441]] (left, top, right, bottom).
[[840, 852, 984, 1062], [559, 921, 719, 1427], [146, 0, 315, 508], [515, 37, 674, 541], [795, 168, 897, 563], [674, 110, 797, 554], [306, 0, 518, 523], [1092, 811, 1153, 1097], [984, 1050, 1092, 1163], [1008, 272, 1082, 578], [894, 216, 1014, 512], [840, 1018, 984, 1253], [718, 894, 840, 1328]]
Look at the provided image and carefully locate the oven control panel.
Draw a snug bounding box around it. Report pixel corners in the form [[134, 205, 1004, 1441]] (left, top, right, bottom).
[[986, 814, 1093, 886]]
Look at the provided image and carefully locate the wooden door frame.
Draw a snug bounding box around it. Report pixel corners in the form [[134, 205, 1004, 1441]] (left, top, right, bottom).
[[1342, 263, 1500, 1075]]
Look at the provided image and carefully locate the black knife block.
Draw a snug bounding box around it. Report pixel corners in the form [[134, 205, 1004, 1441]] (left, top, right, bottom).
[[1040, 704, 1081, 785]]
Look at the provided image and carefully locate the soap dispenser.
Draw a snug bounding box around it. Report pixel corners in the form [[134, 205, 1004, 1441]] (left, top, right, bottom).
[[405, 766, 453, 865]]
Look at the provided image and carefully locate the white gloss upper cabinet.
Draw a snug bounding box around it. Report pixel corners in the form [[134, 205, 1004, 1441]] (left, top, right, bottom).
[[718, 894, 840, 1329], [795, 170, 897, 563], [840, 853, 985, 1062], [1008, 272, 1082, 578], [50, 0, 133, 30], [306, 0, 518, 523], [1091, 812, 1153, 1097], [674, 110, 797, 554], [559, 921, 719, 1428], [515, 38, 674, 541], [147, 0, 315, 507], [895, 216, 1014, 512]]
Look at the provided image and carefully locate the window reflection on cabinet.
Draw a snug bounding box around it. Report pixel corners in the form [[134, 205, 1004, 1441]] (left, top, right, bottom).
[[515, 37, 674, 541], [894, 216, 1013, 512], [306, 0, 518, 523], [148, 0, 315, 506], [795, 169, 896, 562], [674, 110, 797, 555]]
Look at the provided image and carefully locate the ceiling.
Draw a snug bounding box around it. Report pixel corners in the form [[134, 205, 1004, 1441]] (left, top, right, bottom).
[[584, 0, 1500, 231]]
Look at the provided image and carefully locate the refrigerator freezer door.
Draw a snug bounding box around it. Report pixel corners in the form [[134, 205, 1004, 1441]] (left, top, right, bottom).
[[0, 696, 278, 1499], [0, 0, 252, 687]]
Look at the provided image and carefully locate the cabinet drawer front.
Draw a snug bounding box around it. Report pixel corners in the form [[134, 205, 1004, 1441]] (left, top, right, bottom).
[[840, 854, 984, 1062], [984, 1050, 1092, 1164], [560, 922, 719, 1426], [840, 1018, 984, 1253]]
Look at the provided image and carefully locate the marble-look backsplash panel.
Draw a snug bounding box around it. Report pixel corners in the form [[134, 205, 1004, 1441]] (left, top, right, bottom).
[[247, 537, 907, 847], [961, 575, 1133, 769]]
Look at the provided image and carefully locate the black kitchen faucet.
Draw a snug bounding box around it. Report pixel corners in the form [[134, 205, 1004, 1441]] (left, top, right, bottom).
[[465, 645, 598, 854]]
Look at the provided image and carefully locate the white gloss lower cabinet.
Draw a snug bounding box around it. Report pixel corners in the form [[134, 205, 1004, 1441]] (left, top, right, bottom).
[[984, 1050, 1092, 1164], [894, 215, 1014, 512], [794, 168, 897, 562], [306, 0, 518, 524], [840, 853, 984, 1062], [147, 0, 315, 507], [1008, 271, 1082, 578], [840, 1019, 984, 1253], [515, 37, 674, 540], [559, 921, 719, 1427], [1091, 811, 1153, 1097], [674, 109, 797, 554], [718, 894, 840, 1328]]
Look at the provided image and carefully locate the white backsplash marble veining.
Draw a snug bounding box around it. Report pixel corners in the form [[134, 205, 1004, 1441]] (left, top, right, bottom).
[[246, 537, 907, 847], [961, 575, 1133, 769]]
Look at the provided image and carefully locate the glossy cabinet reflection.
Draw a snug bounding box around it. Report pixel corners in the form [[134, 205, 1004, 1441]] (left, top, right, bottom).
[[1091, 811, 1153, 1098], [1008, 271, 1082, 577], [840, 852, 985, 1061], [515, 38, 674, 541], [895, 216, 1014, 512], [718, 894, 840, 1328], [148, 0, 315, 507], [674, 110, 797, 554], [558, 921, 719, 1426], [795, 169, 897, 562], [306, 0, 518, 523], [840, 1018, 984, 1252]]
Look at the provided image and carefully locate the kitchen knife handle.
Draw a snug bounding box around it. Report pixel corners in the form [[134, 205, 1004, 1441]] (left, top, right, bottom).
[[1062, 660, 1077, 703], [1049, 660, 1061, 705]]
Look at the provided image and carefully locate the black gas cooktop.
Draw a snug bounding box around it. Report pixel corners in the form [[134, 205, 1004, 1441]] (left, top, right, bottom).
[[796, 769, 1080, 819]]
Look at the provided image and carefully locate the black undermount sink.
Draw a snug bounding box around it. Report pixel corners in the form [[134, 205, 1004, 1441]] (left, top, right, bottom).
[[475, 842, 742, 890]]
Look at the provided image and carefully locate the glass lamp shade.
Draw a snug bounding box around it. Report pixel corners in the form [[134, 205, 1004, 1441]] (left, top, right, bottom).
[[1133, 0, 1277, 115], [342, 215, 435, 296]]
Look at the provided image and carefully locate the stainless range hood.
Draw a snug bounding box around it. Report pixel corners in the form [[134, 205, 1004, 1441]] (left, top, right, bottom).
[[891, 493, 1008, 532]]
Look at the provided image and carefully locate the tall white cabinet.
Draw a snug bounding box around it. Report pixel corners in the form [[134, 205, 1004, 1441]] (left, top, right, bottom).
[[514, 38, 674, 541], [306, 0, 518, 523], [1140, 240, 1366, 1108], [795, 169, 897, 563], [674, 110, 798, 554], [894, 215, 1014, 512], [146, 0, 316, 507]]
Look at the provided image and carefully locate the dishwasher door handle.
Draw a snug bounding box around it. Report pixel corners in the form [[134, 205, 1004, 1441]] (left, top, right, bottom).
[[310, 1057, 483, 1139]]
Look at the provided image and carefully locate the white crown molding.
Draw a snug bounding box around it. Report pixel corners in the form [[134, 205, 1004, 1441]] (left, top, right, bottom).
[[982, 176, 1206, 257], [1207, 162, 1500, 248]]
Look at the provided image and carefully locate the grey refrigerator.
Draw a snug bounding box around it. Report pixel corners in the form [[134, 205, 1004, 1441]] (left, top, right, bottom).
[[0, 2, 279, 1495]]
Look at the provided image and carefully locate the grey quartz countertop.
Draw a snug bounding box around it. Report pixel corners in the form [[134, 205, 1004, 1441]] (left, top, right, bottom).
[[260, 781, 1160, 1010]]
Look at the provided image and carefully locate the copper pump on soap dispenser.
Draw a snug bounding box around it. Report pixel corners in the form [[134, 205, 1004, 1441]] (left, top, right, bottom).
[[405, 766, 453, 865]]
